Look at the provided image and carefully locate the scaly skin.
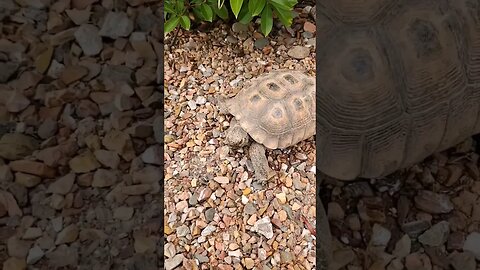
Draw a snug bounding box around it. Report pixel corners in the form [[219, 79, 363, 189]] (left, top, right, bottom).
[[248, 142, 276, 183]]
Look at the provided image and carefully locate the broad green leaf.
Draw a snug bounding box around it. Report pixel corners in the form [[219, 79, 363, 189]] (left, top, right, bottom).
[[248, 0, 266, 16], [164, 16, 180, 33], [270, 0, 296, 9], [238, 4, 253, 24], [230, 0, 244, 18], [192, 8, 204, 21], [269, 0, 290, 11], [179, 15, 191, 30], [164, 2, 176, 14], [261, 4, 273, 36], [203, 4, 214, 21], [196, 3, 214, 21], [175, 0, 185, 12], [271, 4, 293, 26], [213, 4, 229, 20]]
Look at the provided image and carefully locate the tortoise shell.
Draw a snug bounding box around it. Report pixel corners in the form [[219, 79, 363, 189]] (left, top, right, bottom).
[[226, 70, 315, 149], [317, 0, 480, 180]]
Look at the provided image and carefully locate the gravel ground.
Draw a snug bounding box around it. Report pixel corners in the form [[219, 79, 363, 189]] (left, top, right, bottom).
[[163, 5, 480, 270], [323, 138, 480, 270], [3, 1, 479, 270], [0, 1, 162, 269], [163, 6, 318, 270]]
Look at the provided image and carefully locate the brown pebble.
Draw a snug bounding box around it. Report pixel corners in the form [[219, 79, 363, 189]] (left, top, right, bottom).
[[9, 160, 55, 178]]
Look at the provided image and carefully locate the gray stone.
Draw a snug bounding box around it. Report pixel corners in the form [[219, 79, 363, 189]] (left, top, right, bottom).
[[27, 245, 44, 265], [47, 173, 75, 195], [232, 22, 248, 33], [22, 227, 42, 240], [418, 221, 449, 247], [205, 208, 215, 222], [194, 253, 209, 263], [463, 232, 480, 260], [188, 193, 198, 206], [99, 11, 133, 39], [254, 38, 269, 49], [401, 219, 431, 238], [75, 24, 102, 56], [201, 225, 216, 236], [141, 145, 161, 165], [414, 190, 454, 214], [176, 225, 189, 237], [370, 223, 391, 247], [251, 216, 273, 239], [165, 254, 184, 270], [393, 234, 411, 258], [287, 46, 310, 59]]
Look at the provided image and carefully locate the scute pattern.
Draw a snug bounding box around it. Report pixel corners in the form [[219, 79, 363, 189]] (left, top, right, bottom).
[[227, 70, 315, 150], [317, 29, 404, 131], [320, 0, 395, 24], [318, 0, 480, 180]]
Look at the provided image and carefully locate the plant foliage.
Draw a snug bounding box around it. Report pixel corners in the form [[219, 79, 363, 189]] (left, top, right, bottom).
[[164, 0, 298, 36]]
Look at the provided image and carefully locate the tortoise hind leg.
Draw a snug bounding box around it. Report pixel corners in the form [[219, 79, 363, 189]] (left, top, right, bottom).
[[249, 142, 275, 183]]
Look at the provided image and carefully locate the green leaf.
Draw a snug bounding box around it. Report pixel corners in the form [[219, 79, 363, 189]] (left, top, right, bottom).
[[195, 3, 214, 21], [192, 8, 203, 20], [203, 4, 214, 21], [164, 16, 180, 33], [248, 0, 266, 16], [269, 0, 292, 10], [285, 0, 298, 7], [213, 4, 229, 20], [175, 0, 185, 12], [261, 4, 273, 36], [179, 15, 191, 30], [238, 4, 253, 24], [271, 4, 293, 26], [217, 0, 225, 8], [164, 2, 176, 14], [230, 0, 244, 18]]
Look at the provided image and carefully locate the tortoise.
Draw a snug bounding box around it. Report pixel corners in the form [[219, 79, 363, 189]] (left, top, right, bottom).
[[317, 0, 480, 182], [220, 70, 316, 183], [315, 0, 480, 268], [218, 69, 332, 267], [223, 0, 480, 268]]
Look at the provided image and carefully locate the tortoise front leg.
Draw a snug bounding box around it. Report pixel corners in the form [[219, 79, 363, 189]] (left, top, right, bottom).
[[248, 142, 275, 182]]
